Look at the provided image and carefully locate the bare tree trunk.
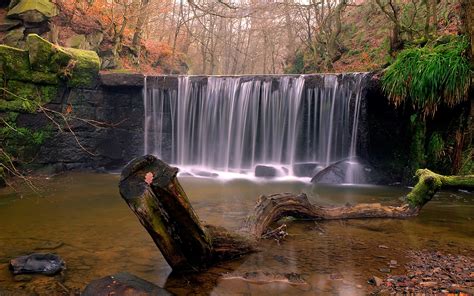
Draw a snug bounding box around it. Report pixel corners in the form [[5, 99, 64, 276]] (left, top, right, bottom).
[[132, 0, 149, 51]]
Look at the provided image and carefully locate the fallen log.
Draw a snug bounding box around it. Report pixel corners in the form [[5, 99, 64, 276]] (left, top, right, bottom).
[[247, 169, 474, 237], [119, 156, 473, 271]]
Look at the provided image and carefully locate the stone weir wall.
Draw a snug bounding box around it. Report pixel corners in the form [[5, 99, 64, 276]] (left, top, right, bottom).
[[15, 74, 146, 172], [9, 73, 375, 173]]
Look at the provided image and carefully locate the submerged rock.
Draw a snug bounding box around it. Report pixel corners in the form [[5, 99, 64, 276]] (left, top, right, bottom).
[[255, 165, 279, 178], [82, 272, 173, 296], [311, 157, 380, 184], [9, 253, 65, 275], [292, 163, 321, 177], [190, 170, 219, 178]]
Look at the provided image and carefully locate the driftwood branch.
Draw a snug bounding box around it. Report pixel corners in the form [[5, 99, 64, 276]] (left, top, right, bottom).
[[119, 156, 474, 271], [247, 169, 474, 238]]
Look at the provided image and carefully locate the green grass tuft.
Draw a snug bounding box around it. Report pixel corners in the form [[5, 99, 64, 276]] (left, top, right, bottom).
[[381, 35, 471, 117]]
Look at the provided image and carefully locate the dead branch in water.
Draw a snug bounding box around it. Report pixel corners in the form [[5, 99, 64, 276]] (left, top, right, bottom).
[[119, 155, 474, 271]]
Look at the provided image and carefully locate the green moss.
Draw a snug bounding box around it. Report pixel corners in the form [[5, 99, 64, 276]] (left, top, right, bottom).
[[30, 71, 59, 84], [62, 47, 100, 88], [27, 33, 54, 72], [26, 34, 100, 88], [7, 0, 57, 21], [0, 43, 59, 85], [406, 169, 442, 207], [0, 45, 31, 81], [0, 125, 51, 162], [1, 80, 57, 112], [408, 114, 426, 177]]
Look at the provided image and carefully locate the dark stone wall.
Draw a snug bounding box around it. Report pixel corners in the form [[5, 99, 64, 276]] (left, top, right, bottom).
[[17, 78, 144, 172]]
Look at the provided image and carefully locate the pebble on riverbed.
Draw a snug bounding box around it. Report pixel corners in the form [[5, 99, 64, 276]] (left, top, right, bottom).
[[9, 253, 65, 276], [369, 250, 474, 294]]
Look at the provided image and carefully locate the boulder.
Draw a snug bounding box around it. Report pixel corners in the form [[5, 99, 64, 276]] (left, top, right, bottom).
[[26, 34, 100, 88], [99, 49, 118, 70], [255, 165, 279, 178], [82, 272, 173, 296], [2, 27, 25, 48], [63, 47, 100, 88], [9, 253, 65, 275], [65, 34, 89, 50], [0, 45, 31, 81], [23, 20, 50, 35], [99, 72, 144, 86], [292, 162, 321, 177], [0, 18, 21, 32], [86, 31, 104, 51], [7, 0, 57, 23], [311, 157, 380, 184]]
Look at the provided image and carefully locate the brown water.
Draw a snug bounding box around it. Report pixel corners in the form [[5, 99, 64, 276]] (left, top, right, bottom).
[[0, 173, 472, 295]]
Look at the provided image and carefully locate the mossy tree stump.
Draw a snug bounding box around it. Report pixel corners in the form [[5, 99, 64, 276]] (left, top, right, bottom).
[[119, 155, 254, 272]]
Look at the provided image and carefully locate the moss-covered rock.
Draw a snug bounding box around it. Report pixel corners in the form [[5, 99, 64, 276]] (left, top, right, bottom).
[[1, 80, 57, 112], [0, 45, 31, 81], [7, 0, 57, 23], [0, 44, 59, 85], [62, 47, 100, 88], [26, 34, 100, 88]]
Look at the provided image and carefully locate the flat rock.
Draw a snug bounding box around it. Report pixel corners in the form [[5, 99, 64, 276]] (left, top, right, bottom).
[[255, 165, 280, 178], [9, 253, 65, 275], [99, 72, 144, 87], [82, 272, 173, 296], [0, 18, 21, 32]]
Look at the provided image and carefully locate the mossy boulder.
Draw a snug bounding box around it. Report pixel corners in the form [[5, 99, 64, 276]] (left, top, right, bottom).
[[0, 45, 31, 81], [0, 44, 59, 84], [62, 47, 100, 88], [27, 34, 100, 88], [7, 0, 57, 23], [1, 80, 57, 112]]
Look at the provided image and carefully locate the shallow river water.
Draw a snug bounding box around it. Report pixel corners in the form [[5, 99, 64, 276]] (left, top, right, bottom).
[[0, 173, 472, 295]]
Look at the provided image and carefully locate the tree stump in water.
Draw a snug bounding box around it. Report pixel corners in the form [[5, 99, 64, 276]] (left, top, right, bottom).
[[119, 156, 474, 271], [119, 155, 254, 272]]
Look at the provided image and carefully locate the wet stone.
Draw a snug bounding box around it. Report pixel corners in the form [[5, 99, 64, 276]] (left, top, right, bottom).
[[9, 253, 65, 276], [82, 272, 173, 296]]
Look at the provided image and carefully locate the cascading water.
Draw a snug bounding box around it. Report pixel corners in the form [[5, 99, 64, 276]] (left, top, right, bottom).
[[143, 73, 367, 182]]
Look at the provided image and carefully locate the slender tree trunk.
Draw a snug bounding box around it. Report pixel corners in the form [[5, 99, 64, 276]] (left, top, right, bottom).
[[132, 0, 149, 51]]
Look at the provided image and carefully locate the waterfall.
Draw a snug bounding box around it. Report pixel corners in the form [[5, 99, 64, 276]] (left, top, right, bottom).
[[143, 73, 367, 181]]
